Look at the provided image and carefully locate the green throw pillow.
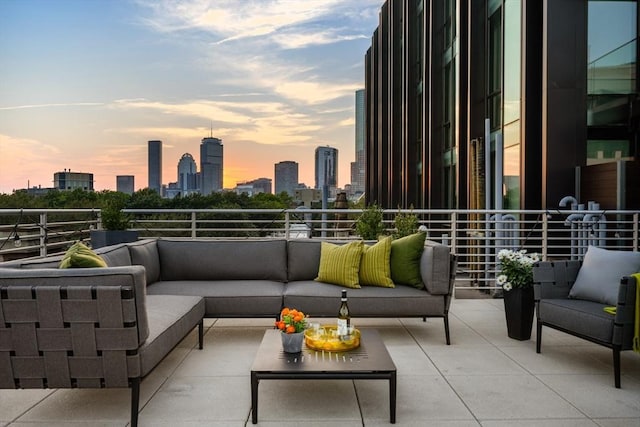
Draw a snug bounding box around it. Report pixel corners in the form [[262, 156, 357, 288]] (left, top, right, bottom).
[[359, 236, 394, 287], [59, 241, 108, 269], [315, 241, 364, 288], [390, 232, 426, 288]]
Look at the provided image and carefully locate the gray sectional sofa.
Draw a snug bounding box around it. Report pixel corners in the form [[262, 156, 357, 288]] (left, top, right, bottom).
[[0, 237, 456, 425]]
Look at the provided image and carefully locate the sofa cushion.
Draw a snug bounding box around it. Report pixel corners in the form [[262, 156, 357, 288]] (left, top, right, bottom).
[[420, 240, 453, 295], [95, 244, 132, 267], [538, 298, 614, 343], [569, 246, 640, 305], [59, 242, 107, 269], [128, 239, 160, 284], [157, 239, 288, 282], [287, 240, 353, 281], [146, 280, 285, 317], [359, 236, 394, 287], [284, 280, 444, 317], [390, 232, 426, 288], [315, 241, 364, 288], [139, 294, 205, 377]]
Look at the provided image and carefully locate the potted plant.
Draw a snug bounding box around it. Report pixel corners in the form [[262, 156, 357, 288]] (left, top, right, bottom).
[[355, 203, 385, 240], [275, 307, 307, 353], [496, 249, 540, 340], [90, 192, 138, 248], [393, 207, 419, 238]]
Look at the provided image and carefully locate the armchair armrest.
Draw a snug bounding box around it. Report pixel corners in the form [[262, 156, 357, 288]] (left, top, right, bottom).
[[614, 275, 638, 349], [532, 260, 582, 301]]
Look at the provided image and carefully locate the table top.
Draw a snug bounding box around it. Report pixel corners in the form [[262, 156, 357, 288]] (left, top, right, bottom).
[[251, 329, 396, 373]]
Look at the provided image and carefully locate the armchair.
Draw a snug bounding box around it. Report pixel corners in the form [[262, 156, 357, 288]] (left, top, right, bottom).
[[533, 259, 638, 388]]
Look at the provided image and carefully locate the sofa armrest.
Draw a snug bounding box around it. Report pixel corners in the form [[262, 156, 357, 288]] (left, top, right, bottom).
[[420, 241, 455, 295], [0, 283, 142, 388], [0, 265, 149, 344], [532, 260, 582, 301], [614, 275, 638, 348]]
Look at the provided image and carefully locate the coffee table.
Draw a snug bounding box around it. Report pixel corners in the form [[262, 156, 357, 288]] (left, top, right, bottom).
[[250, 328, 397, 424]]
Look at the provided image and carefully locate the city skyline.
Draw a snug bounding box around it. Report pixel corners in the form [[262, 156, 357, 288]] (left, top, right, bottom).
[[0, 0, 382, 194]]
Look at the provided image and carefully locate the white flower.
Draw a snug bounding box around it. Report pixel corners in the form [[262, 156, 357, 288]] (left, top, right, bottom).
[[503, 282, 513, 291], [496, 274, 508, 285]]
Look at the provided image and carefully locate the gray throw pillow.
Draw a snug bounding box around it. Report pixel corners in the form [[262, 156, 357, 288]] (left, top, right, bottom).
[[569, 246, 640, 305]]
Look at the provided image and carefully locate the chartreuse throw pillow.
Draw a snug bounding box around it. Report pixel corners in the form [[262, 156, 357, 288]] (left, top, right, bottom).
[[359, 236, 394, 287], [59, 241, 107, 269], [569, 245, 640, 305], [390, 232, 426, 288], [315, 240, 364, 288]]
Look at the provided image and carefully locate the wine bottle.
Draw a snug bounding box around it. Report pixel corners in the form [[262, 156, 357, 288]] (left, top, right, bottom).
[[337, 289, 350, 338]]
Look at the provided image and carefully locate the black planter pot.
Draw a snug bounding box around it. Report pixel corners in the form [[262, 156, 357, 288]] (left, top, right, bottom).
[[503, 286, 535, 340], [90, 230, 139, 249]]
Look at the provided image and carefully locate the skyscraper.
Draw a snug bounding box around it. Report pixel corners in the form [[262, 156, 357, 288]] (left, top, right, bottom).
[[200, 137, 223, 194], [148, 140, 162, 194], [177, 153, 198, 194], [274, 161, 299, 196], [351, 89, 366, 195], [315, 146, 338, 191], [116, 175, 135, 195]]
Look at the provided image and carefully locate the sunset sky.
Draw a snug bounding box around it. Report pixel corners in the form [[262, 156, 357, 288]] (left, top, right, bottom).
[[0, 0, 382, 194]]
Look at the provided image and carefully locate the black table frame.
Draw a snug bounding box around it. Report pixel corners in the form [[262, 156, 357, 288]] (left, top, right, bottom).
[[250, 329, 397, 424]]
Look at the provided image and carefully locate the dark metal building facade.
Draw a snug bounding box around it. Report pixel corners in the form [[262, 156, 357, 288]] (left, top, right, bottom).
[[365, 0, 639, 210]]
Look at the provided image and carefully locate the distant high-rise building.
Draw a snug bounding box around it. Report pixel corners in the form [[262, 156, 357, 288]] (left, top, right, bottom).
[[54, 170, 94, 191], [177, 153, 198, 195], [251, 177, 272, 194], [351, 89, 366, 196], [234, 177, 271, 196], [274, 161, 298, 196], [315, 146, 338, 191], [116, 175, 135, 195], [148, 140, 162, 193], [200, 137, 223, 194]]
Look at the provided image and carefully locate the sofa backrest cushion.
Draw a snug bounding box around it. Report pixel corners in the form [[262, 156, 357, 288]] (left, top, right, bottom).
[[95, 243, 132, 267], [0, 265, 149, 345], [420, 240, 453, 295], [569, 245, 640, 305], [128, 239, 160, 284], [157, 239, 288, 282]]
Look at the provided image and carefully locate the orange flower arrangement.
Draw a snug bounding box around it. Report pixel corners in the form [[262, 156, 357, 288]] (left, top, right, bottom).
[[275, 307, 307, 334]]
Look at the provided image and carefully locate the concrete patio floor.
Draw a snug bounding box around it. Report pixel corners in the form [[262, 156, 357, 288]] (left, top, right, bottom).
[[1, 298, 639, 426]]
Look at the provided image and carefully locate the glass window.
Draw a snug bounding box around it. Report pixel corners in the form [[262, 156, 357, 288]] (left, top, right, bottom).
[[588, 1, 636, 95], [503, 0, 521, 125], [488, 6, 503, 130], [587, 0, 637, 162]]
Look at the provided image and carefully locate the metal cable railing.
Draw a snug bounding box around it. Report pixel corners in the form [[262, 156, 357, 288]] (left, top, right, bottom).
[[1, 208, 638, 294]]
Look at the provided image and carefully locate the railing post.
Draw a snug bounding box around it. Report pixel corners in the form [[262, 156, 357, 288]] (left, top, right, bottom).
[[191, 212, 197, 239], [449, 212, 457, 253], [634, 213, 639, 252], [39, 213, 47, 257], [542, 211, 549, 261], [284, 211, 290, 240]]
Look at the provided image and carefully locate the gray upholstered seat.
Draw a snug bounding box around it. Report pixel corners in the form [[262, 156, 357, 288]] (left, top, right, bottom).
[[533, 260, 638, 388]]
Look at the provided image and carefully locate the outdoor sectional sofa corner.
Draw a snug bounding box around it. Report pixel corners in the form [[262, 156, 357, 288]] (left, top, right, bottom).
[[0, 237, 456, 425]]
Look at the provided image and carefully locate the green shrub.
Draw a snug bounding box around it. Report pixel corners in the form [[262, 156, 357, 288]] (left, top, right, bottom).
[[355, 204, 385, 240], [393, 209, 419, 238]]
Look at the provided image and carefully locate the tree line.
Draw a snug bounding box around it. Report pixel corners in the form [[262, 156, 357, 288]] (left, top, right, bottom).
[[0, 188, 296, 210]]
